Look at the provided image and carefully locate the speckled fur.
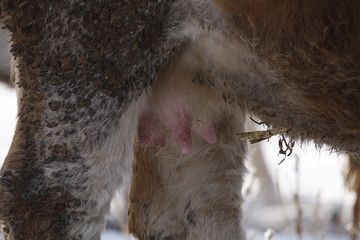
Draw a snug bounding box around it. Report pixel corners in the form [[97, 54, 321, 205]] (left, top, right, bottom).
[[0, 0, 178, 239], [0, 0, 359, 239]]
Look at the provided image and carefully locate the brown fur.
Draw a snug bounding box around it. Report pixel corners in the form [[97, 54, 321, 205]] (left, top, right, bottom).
[[128, 143, 162, 240], [214, 0, 359, 49], [213, 0, 360, 153]]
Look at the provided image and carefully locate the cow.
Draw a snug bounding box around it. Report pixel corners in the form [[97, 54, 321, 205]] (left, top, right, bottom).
[[0, 0, 359, 239]]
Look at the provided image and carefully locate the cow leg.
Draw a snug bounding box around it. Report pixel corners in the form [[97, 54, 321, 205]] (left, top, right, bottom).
[[0, 0, 174, 238], [0, 92, 146, 239], [129, 104, 247, 240]]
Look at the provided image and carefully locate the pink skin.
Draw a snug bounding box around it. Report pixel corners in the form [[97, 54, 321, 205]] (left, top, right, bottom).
[[192, 118, 217, 145], [138, 108, 217, 154], [138, 71, 218, 153], [167, 111, 192, 154], [138, 111, 165, 149]]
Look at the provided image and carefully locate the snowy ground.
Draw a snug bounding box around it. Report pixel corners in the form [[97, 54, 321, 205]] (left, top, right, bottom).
[[242, 139, 354, 240], [0, 84, 356, 240]]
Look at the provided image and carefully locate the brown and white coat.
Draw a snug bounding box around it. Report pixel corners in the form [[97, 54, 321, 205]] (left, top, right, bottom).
[[0, 0, 359, 239]]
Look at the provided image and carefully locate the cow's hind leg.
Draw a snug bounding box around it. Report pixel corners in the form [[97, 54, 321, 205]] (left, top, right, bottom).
[[0, 94, 145, 239], [129, 105, 247, 240]]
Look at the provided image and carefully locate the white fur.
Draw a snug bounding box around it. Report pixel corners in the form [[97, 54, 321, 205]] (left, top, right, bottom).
[[40, 94, 147, 239], [69, 94, 147, 238], [143, 106, 248, 240]]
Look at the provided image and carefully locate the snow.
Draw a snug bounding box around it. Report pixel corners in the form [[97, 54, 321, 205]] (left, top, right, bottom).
[[0, 84, 17, 162], [0, 84, 356, 239], [102, 230, 135, 240], [241, 130, 354, 239]]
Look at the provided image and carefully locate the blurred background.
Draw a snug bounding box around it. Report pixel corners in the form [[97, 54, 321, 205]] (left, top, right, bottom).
[[0, 28, 357, 240]]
